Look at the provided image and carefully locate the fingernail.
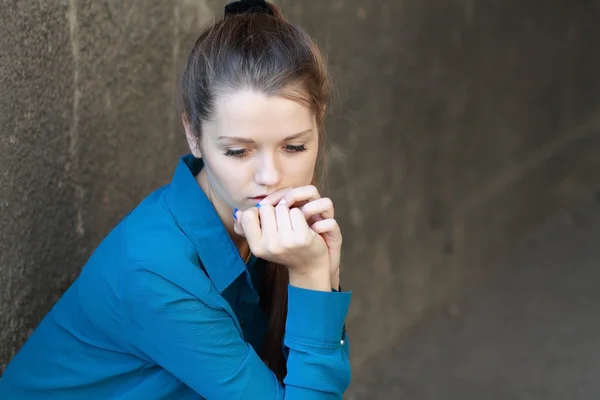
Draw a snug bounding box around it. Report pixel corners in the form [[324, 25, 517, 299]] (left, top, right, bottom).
[[279, 199, 287, 206], [255, 203, 261, 209], [233, 208, 238, 220]]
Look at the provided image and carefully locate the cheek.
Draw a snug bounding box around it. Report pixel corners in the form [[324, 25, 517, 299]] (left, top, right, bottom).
[[211, 161, 249, 191], [203, 156, 239, 193], [284, 153, 318, 185]]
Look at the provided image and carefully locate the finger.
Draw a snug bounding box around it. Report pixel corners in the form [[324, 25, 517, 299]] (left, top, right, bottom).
[[290, 207, 314, 236], [275, 202, 293, 236], [240, 208, 262, 249], [282, 185, 321, 208], [258, 188, 293, 207], [233, 210, 245, 237], [307, 214, 324, 227], [301, 197, 334, 220], [258, 204, 278, 239], [310, 218, 341, 236]]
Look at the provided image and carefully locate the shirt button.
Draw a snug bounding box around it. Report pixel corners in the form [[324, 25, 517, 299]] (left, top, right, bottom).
[[340, 339, 345, 346]]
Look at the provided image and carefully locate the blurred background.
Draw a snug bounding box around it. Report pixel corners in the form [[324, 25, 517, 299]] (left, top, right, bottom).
[[1, 0, 599, 398]]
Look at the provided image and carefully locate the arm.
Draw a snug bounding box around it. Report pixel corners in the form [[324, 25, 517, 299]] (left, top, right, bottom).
[[330, 272, 350, 359], [122, 266, 351, 399]]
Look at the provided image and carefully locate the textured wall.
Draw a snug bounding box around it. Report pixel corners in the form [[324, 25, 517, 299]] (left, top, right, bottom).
[[1, 0, 599, 386], [303, 0, 600, 377], [0, 0, 201, 371]]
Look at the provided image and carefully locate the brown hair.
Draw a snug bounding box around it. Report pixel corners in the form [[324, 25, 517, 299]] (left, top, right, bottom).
[[177, 2, 331, 382]]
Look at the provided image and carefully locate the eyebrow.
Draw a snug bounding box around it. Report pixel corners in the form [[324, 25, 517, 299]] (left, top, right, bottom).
[[218, 129, 313, 143]]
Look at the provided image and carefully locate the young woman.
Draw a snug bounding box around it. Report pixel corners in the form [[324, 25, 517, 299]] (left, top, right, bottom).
[[0, 1, 351, 398]]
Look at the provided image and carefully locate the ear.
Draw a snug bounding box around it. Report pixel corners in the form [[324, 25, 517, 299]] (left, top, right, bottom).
[[182, 113, 202, 158]]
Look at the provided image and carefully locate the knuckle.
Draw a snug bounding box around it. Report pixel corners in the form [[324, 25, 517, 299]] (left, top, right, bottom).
[[288, 235, 303, 247], [267, 241, 283, 255], [252, 247, 266, 258], [282, 193, 294, 204], [279, 237, 294, 250], [281, 233, 304, 249], [241, 209, 254, 221], [259, 204, 273, 213], [299, 234, 313, 247], [289, 207, 303, 217]]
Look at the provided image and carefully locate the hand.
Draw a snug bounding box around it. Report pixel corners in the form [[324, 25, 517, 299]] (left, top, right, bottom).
[[234, 201, 331, 289], [257, 186, 343, 281]]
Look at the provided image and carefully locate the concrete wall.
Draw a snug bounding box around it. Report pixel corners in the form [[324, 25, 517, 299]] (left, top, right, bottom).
[[1, 0, 599, 384]]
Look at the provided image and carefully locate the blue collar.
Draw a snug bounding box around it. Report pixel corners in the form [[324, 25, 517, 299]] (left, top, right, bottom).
[[165, 154, 247, 293]]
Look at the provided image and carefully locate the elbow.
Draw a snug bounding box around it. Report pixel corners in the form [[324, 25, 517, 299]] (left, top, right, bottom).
[[327, 351, 352, 395], [339, 355, 352, 392]]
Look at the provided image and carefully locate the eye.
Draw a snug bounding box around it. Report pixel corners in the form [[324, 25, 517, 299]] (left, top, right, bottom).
[[224, 148, 250, 159], [284, 144, 307, 153]]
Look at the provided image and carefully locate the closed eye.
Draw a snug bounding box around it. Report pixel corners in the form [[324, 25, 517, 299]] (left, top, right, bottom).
[[224, 148, 249, 159], [224, 144, 307, 160], [285, 144, 307, 153]]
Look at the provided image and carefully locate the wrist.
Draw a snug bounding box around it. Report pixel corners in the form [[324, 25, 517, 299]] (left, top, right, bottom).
[[330, 270, 340, 291], [289, 263, 331, 292]]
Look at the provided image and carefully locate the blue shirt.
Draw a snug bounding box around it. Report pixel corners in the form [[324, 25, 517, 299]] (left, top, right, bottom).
[[0, 155, 352, 399]]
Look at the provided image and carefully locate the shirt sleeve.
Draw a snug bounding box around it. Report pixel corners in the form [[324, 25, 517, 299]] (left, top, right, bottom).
[[122, 265, 352, 399], [331, 285, 350, 359]]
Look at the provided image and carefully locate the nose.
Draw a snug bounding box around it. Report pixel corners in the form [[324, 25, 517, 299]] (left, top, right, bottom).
[[254, 153, 282, 188]]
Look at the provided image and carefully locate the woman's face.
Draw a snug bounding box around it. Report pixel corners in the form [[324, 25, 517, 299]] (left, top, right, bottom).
[[185, 88, 319, 214]]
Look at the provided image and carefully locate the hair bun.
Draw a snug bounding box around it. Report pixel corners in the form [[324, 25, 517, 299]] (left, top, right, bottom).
[[224, 0, 275, 17]]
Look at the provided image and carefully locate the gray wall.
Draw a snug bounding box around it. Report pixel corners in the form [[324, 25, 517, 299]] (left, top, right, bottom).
[[1, 0, 599, 386]]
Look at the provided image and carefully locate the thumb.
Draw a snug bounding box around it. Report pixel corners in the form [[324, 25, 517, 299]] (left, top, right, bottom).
[[233, 210, 245, 237]]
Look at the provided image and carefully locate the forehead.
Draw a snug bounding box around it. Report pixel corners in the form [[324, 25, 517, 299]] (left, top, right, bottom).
[[206, 89, 315, 139]]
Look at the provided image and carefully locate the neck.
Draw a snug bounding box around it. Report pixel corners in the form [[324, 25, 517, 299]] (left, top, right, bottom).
[[196, 167, 250, 259]]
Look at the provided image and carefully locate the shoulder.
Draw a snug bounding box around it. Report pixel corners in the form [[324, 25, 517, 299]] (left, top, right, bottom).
[[121, 186, 197, 266], [116, 186, 212, 295]]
